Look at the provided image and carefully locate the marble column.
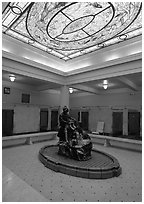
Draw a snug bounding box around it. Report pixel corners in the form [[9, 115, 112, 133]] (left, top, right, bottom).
[[79, 110, 82, 122], [60, 85, 69, 114], [48, 108, 51, 130], [123, 108, 128, 135]]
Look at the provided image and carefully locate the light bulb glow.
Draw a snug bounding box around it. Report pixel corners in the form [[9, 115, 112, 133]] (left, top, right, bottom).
[[9, 75, 16, 82], [103, 80, 108, 89], [69, 87, 73, 93], [103, 84, 108, 89], [103, 80, 108, 85]]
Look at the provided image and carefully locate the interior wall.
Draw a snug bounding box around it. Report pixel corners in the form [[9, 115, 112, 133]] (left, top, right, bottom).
[[70, 91, 142, 135], [88, 107, 112, 133], [2, 83, 142, 135], [2, 84, 60, 134], [13, 105, 40, 134], [70, 92, 142, 107], [2, 85, 60, 107]]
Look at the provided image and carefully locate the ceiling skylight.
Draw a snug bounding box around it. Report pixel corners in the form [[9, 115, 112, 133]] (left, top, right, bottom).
[[2, 2, 142, 61]]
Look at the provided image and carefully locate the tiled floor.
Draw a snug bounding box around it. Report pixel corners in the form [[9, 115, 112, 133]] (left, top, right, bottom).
[[2, 165, 47, 202], [2, 138, 142, 202]]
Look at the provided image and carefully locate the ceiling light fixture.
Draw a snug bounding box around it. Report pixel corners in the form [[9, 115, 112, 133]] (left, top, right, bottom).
[[9, 74, 16, 82], [69, 87, 74, 94], [103, 80, 108, 90]]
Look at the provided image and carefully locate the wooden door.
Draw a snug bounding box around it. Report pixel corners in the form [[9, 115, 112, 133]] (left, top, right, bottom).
[[81, 111, 89, 131], [51, 110, 58, 130], [112, 112, 123, 136], [128, 112, 140, 135], [40, 109, 48, 132], [2, 109, 14, 136]]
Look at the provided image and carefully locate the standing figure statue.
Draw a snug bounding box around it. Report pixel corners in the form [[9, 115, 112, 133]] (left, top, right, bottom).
[[57, 106, 92, 161], [57, 106, 72, 142]]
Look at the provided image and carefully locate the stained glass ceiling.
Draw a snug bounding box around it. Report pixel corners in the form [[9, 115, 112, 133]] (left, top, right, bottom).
[[2, 2, 142, 61]]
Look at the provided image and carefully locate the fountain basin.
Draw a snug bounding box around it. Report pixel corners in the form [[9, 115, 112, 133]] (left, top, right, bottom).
[[39, 145, 122, 179]]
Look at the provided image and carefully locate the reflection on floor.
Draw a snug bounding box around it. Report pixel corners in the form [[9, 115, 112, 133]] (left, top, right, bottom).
[[2, 138, 142, 202]]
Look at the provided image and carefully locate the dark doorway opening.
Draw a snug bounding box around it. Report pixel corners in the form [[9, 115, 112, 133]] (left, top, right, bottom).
[[128, 112, 140, 136], [112, 112, 123, 136], [70, 109, 79, 122], [40, 109, 48, 132], [78, 111, 89, 131], [51, 110, 58, 131], [2, 109, 14, 136]]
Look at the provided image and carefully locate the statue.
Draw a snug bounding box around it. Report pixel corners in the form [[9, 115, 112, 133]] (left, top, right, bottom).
[[57, 106, 92, 161]]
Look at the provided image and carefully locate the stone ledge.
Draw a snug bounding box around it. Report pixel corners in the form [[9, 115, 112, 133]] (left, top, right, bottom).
[[89, 133, 142, 152], [2, 132, 58, 147]]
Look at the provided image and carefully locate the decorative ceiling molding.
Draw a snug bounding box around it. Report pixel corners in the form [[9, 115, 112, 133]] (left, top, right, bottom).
[[35, 84, 60, 91], [66, 59, 142, 85], [118, 77, 138, 91], [2, 56, 66, 85], [2, 2, 142, 61], [71, 84, 99, 95]]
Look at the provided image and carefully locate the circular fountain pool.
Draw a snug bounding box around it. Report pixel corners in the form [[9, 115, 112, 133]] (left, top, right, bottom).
[[39, 145, 122, 179]]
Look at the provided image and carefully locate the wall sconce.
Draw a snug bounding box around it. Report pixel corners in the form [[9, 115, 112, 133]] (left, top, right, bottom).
[[103, 80, 108, 90], [9, 74, 16, 82], [69, 87, 74, 94]]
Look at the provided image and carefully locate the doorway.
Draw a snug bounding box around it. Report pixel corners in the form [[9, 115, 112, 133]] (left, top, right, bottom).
[[40, 109, 48, 132], [112, 112, 123, 136], [69, 109, 79, 122], [78, 111, 89, 131], [51, 110, 58, 130], [128, 112, 140, 136], [2, 109, 14, 136]]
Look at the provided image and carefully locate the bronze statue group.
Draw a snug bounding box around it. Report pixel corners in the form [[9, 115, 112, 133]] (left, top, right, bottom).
[[57, 106, 92, 161]]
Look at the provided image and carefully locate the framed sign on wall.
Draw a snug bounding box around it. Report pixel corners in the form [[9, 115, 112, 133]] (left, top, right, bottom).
[[4, 87, 10, 94], [21, 93, 30, 103]]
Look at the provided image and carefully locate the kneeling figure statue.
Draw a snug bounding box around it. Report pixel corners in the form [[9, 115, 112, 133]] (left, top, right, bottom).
[[57, 106, 92, 161]]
